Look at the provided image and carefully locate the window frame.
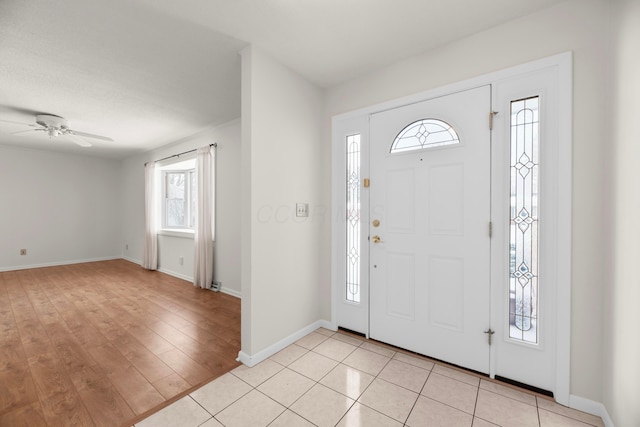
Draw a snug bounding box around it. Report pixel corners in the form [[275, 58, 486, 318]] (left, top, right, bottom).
[[161, 167, 196, 231]]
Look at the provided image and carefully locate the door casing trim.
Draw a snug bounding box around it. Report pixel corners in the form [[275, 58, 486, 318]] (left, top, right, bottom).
[[331, 52, 572, 405]]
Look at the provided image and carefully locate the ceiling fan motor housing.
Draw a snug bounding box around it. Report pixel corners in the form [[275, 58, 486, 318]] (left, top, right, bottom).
[[36, 114, 69, 130]]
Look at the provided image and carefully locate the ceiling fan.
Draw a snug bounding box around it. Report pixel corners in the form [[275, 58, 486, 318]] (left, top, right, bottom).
[[1, 114, 113, 147]]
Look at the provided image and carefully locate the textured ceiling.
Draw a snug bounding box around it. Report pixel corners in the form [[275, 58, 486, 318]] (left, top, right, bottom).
[[0, 0, 566, 159]]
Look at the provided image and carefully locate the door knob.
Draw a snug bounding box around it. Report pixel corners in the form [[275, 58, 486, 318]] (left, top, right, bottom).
[[372, 235, 382, 243]]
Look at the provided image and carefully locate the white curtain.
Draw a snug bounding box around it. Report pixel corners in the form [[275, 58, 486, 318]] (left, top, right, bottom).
[[194, 145, 215, 289], [143, 162, 158, 270]]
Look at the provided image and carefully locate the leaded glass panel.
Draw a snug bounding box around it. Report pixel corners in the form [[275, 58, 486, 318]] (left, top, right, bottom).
[[390, 118, 460, 153], [509, 97, 540, 344], [346, 134, 361, 303]]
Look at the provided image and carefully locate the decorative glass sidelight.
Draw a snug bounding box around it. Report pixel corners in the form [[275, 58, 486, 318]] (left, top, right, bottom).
[[346, 134, 361, 303], [509, 97, 540, 344], [390, 118, 460, 153]]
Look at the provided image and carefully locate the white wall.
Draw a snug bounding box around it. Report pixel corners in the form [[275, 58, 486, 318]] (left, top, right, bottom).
[[120, 120, 242, 296], [605, 1, 640, 425], [240, 46, 325, 356], [0, 145, 121, 270], [325, 0, 609, 405], [212, 124, 242, 296]]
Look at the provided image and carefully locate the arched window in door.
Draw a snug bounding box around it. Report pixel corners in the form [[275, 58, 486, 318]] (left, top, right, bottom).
[[390, 118, 460, 153]]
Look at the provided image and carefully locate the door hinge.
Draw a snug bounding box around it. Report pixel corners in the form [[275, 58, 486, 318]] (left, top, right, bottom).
[[363, 178, 370, 188], [484, 328, 495, 345], [489, 221, 493, 238], [489, 111, 498, 130]]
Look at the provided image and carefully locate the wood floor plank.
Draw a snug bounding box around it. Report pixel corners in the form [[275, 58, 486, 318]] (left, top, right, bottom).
[[8, 295, 38, 325], [16, 318, 56, 360], [156, 348, 213, 386], [27, 352, 77, 403], [60, 313, 110, 350], [42, 322, 100, 373], [115, 319, 175, 356], [76, 308, 125, 342], [68, 366, 133, 427], [32, 301, 63, 326], [0, 402, 47, 427], [1, 260, 241, 426], [86, 343, 132, 376], [0, 362, 39, 417], [114, 339, 174, 384], [0, 310, 20, 343], [39, 389, 95, 427], [43, 293, 77, 316], [107, 365, 165, 415], [152, 372, 191, 399]]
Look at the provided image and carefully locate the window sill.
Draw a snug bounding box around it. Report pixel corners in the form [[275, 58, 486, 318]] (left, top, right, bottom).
[[158, 229, 195, 239]]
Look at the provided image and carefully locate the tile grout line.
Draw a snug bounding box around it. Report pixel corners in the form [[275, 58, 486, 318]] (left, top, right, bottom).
[[536, 394, 542, 427], [338, 343, 397, 425], [401, 366, 434, 426], [187, 395, 217, 427], [311, 333, 464, 426], [306, 332, 361, 426], [141, 328, 602, 427], [333, 332, 540, 425], [281, 332, 378, 426]]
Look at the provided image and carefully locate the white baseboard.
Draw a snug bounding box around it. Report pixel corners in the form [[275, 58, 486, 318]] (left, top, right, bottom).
[[237, 319, 334, 367], [157, 267, 193, 283], [121, 256, 141, 265], [0, 256, 121, 272], [157, 268, 243, 300], [130, 259, 242, 298], [569, 395, 614, 427], [1, 256, 244, 300], [219, 287, 242, 299]]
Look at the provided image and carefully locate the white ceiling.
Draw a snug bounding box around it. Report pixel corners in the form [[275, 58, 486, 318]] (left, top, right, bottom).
[[0, 0, 565, 159]]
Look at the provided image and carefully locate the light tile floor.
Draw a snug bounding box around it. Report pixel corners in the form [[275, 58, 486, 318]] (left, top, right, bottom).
[[135, 328, 605, 427]]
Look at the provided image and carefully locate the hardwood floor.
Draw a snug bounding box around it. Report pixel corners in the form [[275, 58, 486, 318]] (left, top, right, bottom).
[[0, 259, 241, 427]]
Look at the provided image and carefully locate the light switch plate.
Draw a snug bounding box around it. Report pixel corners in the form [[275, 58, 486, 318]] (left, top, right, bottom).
[[296, 203, 309, 217]]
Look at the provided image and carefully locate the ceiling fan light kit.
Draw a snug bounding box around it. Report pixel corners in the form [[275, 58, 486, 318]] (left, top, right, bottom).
[[36, 114, 68, 130], [35, 115, 68, 138]]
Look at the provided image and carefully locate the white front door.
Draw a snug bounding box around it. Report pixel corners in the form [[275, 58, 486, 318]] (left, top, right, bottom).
[[369, 86, 492, 373], [334, 54, 571, 401]]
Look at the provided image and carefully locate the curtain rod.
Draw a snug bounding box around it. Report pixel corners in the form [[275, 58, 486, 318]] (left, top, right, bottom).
[[145, 143, 216, 166]]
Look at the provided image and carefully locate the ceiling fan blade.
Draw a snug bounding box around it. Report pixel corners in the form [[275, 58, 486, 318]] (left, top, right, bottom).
[[10, 128, 43, 135], [63, 133, 92, 147], [1, 119, 38, 127], [69, 129, 113, 142]]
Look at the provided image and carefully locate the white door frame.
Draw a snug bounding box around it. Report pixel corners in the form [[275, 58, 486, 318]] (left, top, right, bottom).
[[331, 52, 572, 404]]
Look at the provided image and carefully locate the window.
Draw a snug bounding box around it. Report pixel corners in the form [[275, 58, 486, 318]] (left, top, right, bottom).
[[161, 159, 196, 230], [509, 96, 539, 344], [390, 118, 460, 153], [346, 134, 361, 303]]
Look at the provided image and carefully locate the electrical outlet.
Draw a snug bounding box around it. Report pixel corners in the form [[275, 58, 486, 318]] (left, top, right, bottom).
[[20, 249, 27, 256], [125, 244, 129, 250], [179, 256, 184, 265]]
